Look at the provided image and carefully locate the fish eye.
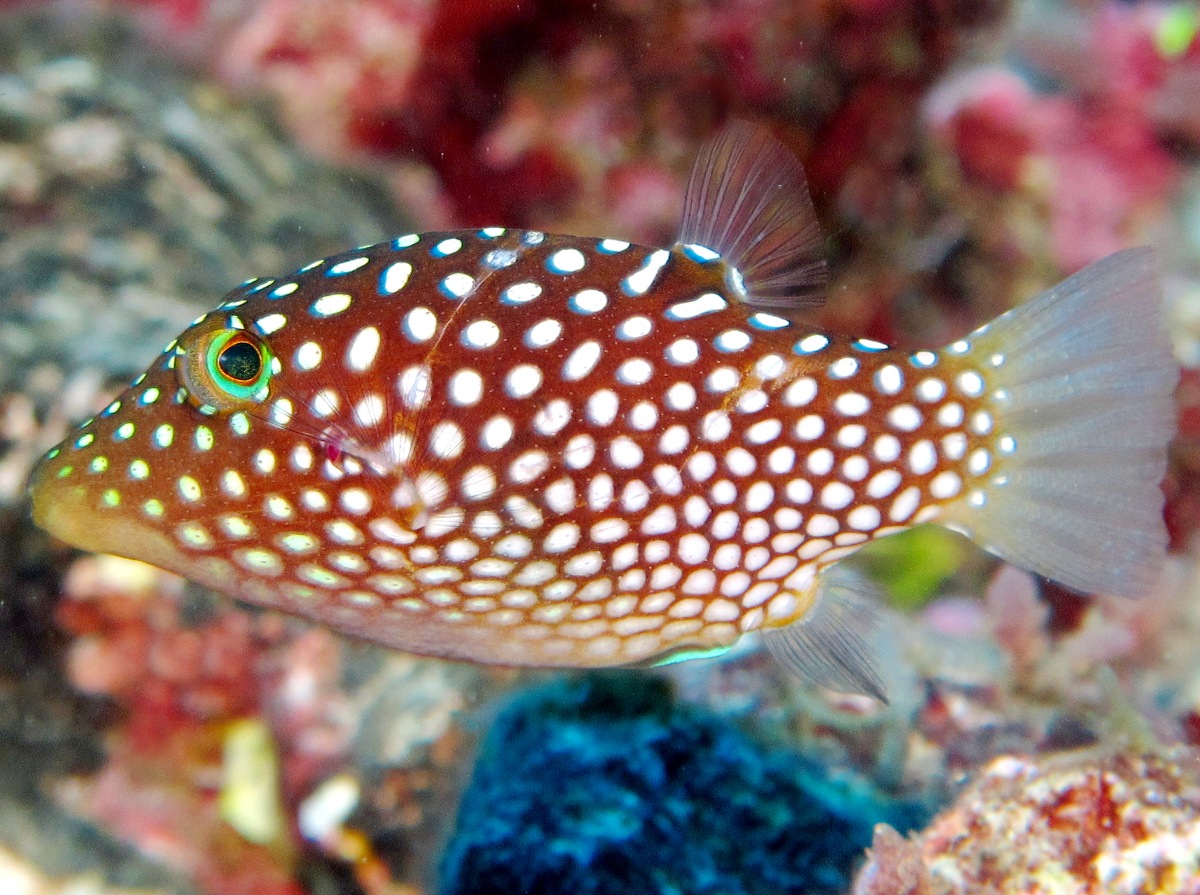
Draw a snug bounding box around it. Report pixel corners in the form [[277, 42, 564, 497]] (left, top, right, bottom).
[[176, 317, 275, 412]]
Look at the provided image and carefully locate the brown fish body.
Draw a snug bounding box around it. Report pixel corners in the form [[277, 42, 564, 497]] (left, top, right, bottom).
[[30, 229, 984, 667]]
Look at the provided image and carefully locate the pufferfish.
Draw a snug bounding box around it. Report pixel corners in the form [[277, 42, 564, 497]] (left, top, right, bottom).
[[28, 122, 1176, 698]]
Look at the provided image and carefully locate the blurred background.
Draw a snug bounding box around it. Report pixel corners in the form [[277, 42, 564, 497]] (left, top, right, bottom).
[[1, 1, 1200, 893]]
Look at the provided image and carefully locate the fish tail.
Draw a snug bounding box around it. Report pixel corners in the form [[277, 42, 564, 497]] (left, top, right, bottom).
[[939, 248, 1177, 597]]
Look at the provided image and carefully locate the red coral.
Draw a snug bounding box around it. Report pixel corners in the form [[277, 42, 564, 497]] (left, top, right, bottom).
[[92, 0, 1006, 243]]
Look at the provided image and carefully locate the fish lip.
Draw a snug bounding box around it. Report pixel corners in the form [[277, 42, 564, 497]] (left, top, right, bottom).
[[26, 448, 59, 527], [27, 452, 84, 547], [26, 445, 114, 553]]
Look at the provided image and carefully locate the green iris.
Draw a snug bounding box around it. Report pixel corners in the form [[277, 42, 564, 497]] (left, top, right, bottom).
[[205, 331, 273, 402]]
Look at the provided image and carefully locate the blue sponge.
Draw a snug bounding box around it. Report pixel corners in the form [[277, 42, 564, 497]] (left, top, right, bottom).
[[440, 673, 927, 895]]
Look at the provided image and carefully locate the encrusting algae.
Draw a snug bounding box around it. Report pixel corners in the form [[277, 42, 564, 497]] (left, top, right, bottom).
[[27, 121, 1178, 698]]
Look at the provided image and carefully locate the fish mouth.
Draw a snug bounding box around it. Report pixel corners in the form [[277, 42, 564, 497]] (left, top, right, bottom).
[[28, 452, 178, 566], [28, 452, 110, 554]]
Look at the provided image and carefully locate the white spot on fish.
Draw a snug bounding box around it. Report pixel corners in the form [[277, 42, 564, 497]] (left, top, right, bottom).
[[795, 415, 824, 441], [795, 334, 829, 354], [867, 469, 901, 499], [397, 365, 432, 410], [525, 319, 562, 348], [916, 378, 947, 402], [586, 389, 619, 426], [311, 294, 352, 317], [665, 338, 699, 365], [353, 394, 385, 427], [403, 307, 437, 343], [836, 424, 867, 448], [462, 320, 500, 348], [433, 237, 462, 257], [534, 399, 571, 436], [623, 249, 670, 296], [346, 327, 381, 373], [930, 470, 962, 499], [666, 292, 726, 320], [938, 403, 964, 427], [481, 416, 514, 450], [505, 364, 543, 399], [806, 448, 834, 475], [628, 401, 658, 431], [888, 404, 923, 432], [749, 312, 790, 330], [714, 330, 751, 352], [569, 288, 607, 314], [854, 338, 888, 351], [706, 367, 740, 393], [563, 341, 602, 381], [441, 273, 476, 299], [835, 393, 871, 416], [665, 382, 696, 411], [820, 482, 854, 510], [502, 282, 542, 305], [295, 342, 322, 371], [256, 314, 286, 335], [548, 248, 586, 274], [783, 378, 817, 407], [873, 434, 901, 462], [381, 262, 413, 294], [616, 316, 653, 341], [328, 256, 369, 276], [254, 449, 276, 474], [958, 370, 986, 397], [616, 358, 653, 386], [767, 446, 795, 474], [889, 487, 921, 522], [874, 365, 903, 395], [609, 436, 643, 469], [829, 357, 859, 379], [847, 505, 882, 530]]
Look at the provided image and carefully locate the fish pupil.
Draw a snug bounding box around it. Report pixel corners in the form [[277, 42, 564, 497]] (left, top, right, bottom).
[[217, 340, 262, 384]]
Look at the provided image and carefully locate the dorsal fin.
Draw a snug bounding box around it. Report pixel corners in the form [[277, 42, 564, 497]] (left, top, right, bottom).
[[678, 120, 827, 312]]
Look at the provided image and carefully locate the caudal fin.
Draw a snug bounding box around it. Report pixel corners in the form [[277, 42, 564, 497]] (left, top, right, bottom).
[[942, 248, 1176, 598]]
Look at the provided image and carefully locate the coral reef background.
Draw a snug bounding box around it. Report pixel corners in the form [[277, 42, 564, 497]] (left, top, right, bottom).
[[1, 0, 1200, 893]]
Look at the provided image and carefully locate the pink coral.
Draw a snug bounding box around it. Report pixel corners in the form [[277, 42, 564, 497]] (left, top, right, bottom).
[[855, 749, 1200, 895], [924, 4, 1184, 272], [52, 555, 344, 895], [984, 564, 1049, 676]]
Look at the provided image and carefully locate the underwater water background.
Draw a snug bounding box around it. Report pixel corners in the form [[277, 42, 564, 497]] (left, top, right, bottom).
[[1, 1, 1200, 893]]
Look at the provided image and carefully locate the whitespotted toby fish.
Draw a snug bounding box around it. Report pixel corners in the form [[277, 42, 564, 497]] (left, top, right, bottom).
[[29, 122, 1176, 698]]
